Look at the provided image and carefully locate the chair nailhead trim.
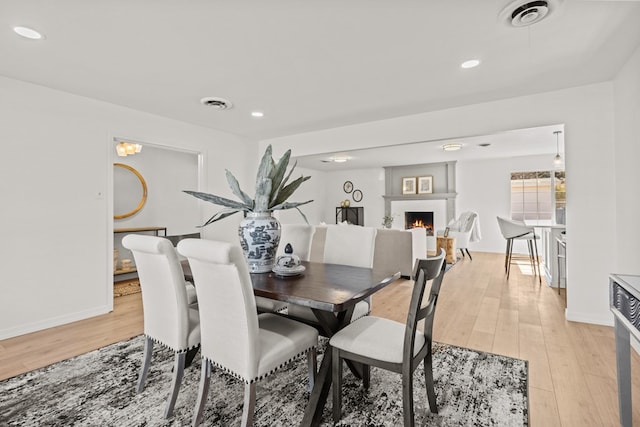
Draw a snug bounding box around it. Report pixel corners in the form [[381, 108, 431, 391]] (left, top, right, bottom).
[[145, 335, 199, 353], [204, 346, 316, 384]]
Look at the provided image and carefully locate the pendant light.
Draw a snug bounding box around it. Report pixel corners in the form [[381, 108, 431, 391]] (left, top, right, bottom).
[[553, 130, 563, 168]]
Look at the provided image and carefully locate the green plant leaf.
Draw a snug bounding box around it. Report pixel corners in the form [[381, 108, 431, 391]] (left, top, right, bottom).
[[183, 190, 250, 211], [255, 145, 274, 191], [184, 145, 312, 226], [225, 170, 254, 208], [270, 199, 313, 211], [268, 149, 291, 204], [201, 209, 241, 226], [271, 175, 311, 207], [295, 206, 310, 225], [254, 177, 272, 212]]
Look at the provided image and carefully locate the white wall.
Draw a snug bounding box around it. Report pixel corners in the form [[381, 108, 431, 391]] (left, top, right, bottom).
[[114, 144, 201, 235], [272, 166, 326, 225], [613, 44, 640, 275], [456, 154, 562, 254], [321, 168, 386, 228], [274, 167, 386, 228], [262, 83, 618, 325], [0, 76, 254, 339]]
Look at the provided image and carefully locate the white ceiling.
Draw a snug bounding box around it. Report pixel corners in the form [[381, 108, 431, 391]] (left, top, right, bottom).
[[1, 1, 639, 145], [293, 124, 565, 171]]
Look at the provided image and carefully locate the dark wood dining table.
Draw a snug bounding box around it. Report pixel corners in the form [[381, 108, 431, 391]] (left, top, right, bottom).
[[250, 261, 401, 427]]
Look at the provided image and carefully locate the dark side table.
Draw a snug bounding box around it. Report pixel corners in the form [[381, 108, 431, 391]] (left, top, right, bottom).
[[610, 273, 640, 427]]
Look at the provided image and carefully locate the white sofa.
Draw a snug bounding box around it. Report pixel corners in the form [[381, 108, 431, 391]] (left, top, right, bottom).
[[291, 224, 427, 278]]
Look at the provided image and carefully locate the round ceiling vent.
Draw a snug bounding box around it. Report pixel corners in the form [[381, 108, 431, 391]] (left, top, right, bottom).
[[199, 97, 233, 110], [499, 0, 562, 27]]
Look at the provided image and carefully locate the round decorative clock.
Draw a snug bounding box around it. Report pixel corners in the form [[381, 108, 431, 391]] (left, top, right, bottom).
[[352, 189, 363, 202], [343, 181, 353, 193]]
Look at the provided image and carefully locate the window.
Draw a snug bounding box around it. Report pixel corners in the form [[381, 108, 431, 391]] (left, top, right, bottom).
[[511, 171, 565, 223]]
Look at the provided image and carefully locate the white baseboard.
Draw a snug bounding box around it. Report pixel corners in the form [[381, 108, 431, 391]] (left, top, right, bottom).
[[0, 305, 112, 340]]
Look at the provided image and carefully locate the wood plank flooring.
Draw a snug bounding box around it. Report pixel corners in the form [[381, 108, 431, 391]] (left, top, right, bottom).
[[1, 251, 638, 426]]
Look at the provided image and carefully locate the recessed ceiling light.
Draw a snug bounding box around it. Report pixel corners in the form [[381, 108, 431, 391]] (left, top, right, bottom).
[[251, 111, 264, 118], [13, 26, 44, 40], [461, 59, 480, 69], [321, 156, 350, 163], [443, 143, 463, 151]]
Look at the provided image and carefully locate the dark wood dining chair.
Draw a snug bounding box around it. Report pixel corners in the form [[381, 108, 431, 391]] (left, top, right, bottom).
[[329, 249, 446, 426]]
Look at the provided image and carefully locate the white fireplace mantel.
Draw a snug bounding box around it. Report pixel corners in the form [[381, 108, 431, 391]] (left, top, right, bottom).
[[383, 193, 457, 224]]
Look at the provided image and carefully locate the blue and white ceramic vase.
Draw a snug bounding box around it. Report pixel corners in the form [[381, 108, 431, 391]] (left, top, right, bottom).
[[238, 211, 281, 273]]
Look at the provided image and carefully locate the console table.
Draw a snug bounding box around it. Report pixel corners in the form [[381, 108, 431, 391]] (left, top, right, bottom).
[[336, 207, 364, 226], [610, 273, 640, 427], [113, 226, 167, 279]]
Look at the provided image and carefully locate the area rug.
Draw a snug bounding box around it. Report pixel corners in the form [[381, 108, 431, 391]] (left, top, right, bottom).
[[114, 279, 141, 297], [0, 336, 528, 426]]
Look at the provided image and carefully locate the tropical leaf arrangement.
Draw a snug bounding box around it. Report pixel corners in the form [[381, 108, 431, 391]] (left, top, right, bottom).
[[184, 145, 312, 226]]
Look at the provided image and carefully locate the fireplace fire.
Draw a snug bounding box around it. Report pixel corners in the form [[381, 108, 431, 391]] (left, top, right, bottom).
[[405, 211, 434, 236]]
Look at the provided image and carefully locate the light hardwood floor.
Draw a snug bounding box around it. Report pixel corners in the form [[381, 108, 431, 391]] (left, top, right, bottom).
[[1, 252, 638, 426]]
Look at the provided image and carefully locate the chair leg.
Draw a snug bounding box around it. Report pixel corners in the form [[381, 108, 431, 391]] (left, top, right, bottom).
[[164, 351, 186, 418], [402, 364, 415, 427], [136, 336, 154, 393], [332, 347, 343, 423], [460, 248, 465, 258], [307, 348, 317, 392], [533, 237, 541, 284], [506, 239, 513, 279], [192, 359, 212, 427], [527, 240, 534, 272], [362, 364, 370, 389], [424, 350, 438, 414], [504, 240, 510, 271], [241, 383, 256, 427], [184, 345, 200, 369], [465, 248, 472, 261]]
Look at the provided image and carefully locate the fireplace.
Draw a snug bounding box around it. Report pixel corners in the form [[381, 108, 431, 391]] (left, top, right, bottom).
[[405, 211, 434, 236]]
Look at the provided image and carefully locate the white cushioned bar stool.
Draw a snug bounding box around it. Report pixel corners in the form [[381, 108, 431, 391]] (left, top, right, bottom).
[[122, 234, 201, 419], [177, 238, 318, 427], [496, 216, 541, 283]]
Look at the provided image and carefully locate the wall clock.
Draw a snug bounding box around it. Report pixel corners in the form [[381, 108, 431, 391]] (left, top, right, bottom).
[[343, 181, 353, 193], [352, 189, 363, 202]]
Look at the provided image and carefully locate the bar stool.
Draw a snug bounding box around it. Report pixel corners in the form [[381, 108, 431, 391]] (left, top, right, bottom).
[[496, 216, 541, 283]]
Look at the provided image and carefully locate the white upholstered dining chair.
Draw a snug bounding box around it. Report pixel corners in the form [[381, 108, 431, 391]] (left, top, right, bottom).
[[287, 224, 377, 324], [121, 234, 201, 419], [330, 249, 447, 426], [275, 223, 314, 261], [177, 238, 318, 427]]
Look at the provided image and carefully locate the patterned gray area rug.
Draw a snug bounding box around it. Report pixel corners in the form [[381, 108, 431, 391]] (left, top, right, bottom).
[[0, 335, 528, 426]]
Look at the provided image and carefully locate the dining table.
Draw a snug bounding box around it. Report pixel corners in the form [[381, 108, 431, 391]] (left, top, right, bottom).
[[250, 261, 401, 427]]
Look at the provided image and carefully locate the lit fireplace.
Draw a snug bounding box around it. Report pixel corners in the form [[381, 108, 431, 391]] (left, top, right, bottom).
[[405, 211, 434, 236]]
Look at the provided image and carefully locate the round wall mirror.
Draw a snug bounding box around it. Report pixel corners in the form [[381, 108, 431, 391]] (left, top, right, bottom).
[[114, 163, 147, 219]]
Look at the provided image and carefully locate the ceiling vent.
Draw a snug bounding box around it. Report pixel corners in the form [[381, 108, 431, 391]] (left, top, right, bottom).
[[499, 0, 562, 27], [200, 97, 233, 110]]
